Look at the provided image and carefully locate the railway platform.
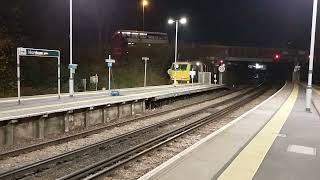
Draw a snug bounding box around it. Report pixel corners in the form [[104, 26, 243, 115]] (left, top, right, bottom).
[[0, 84, 225, 146], [0, 84, 224, 122], [139, 82, 320, 180]]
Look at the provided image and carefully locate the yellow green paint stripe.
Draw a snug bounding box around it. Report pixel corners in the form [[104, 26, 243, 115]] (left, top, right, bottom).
[[218, 83, 299, 180]]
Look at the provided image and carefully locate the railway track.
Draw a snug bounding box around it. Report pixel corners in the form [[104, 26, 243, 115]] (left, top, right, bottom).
[[0, 85, 267, 180], [0, 87, 240, 160]]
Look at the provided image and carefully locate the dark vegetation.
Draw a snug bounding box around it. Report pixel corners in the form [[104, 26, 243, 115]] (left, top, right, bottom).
[[0, 0, 172, 97]]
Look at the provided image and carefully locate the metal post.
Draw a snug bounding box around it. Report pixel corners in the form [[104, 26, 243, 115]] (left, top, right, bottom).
[[108, 55, 111, 93], [95, 74, 98, 91], [17, 50, 21, 104], [219, 72, 223, 85], [174, 20, 178, 86], [144, 60, 147, 87], [58, 55, 61, 99], [191, 76, 194, 85], [143, 5, 145, 31], [108, 67, 111, 93], [69, 0, 74, 97], [306, 0, 318, 112]]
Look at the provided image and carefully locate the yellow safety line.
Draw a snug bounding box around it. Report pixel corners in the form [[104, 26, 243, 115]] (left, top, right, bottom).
[[218, 83, 299, 180]]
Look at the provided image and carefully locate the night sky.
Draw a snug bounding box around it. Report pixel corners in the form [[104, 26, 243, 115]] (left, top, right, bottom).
[[1, 0, 317, 49]]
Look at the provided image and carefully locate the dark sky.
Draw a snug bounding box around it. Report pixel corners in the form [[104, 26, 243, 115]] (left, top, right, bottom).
[[2, 0, 317, 49]]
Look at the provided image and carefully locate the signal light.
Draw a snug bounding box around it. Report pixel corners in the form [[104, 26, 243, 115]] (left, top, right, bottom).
[[219, 60, 225, 65], [273, 53, 281, 62]]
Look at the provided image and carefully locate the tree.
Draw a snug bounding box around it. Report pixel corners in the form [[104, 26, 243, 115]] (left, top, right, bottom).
[[0, 21, 16, 97], [0, 0, 27, 97]]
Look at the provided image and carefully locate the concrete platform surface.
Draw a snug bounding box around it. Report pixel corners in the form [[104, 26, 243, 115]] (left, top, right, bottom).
[[0, 84, 224, 122], [139, 83, 293, 180], [253, 87, 320, 180]]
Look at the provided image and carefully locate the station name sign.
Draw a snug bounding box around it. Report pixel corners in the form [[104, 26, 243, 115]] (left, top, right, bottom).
[[18, 47, 60, 58]]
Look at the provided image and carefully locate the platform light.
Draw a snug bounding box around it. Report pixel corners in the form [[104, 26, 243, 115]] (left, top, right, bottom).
[[167, 15, 189, 86], [255, 63, 264, 69], [179, 17, 187, 24], [142, 0, 148, 7], [168, 19, 175, 24]]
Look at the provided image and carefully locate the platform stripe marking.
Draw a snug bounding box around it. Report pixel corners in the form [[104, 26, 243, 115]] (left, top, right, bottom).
[[218, 83, 299, 180], [287, 145, 317, 156]]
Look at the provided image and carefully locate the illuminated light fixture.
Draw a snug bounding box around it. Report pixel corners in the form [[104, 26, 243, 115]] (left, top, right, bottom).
[[142, 0, 148, 7], [168, 19, 175, 24], [255, 63, 263, 69], [122, 31, 131, 35], [179, 17, 187, 24], [168, 17, 187, 25], [196, 62, 201, 66]]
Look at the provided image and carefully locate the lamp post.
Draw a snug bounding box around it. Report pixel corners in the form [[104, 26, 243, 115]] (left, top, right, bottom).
[[69, 0, 74, 97], [142, 57, 150, 87], [142, 0, 148, 31], [306, 0, 318, 111], [168, 17, 187, 86]]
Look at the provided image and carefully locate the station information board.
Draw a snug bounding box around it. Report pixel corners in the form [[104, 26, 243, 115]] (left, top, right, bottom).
[[18, 48, 60, 58]]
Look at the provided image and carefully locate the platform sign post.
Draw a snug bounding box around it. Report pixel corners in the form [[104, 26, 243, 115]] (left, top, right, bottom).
[[142, 57, 150, 87], [105, 55, 116, 94], [17, 47, 61, 104], [218, 64, 226, 85]]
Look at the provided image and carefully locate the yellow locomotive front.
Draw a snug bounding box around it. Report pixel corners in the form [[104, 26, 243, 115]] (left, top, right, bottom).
[[169, 62, 192, 83]]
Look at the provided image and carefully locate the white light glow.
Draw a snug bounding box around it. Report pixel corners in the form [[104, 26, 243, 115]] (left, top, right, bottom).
[[142, 0, 148, 7], [168, 19, 175, 24], [255, 63, 265, 70], [179, 17, 187, 24]]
